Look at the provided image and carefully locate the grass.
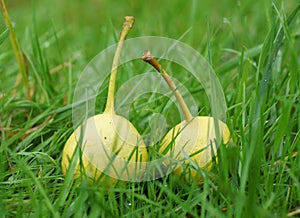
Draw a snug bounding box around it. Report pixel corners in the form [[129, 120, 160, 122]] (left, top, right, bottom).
[[1, 0, 300, 217]]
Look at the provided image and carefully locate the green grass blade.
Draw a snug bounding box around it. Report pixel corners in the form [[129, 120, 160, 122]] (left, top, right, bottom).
[[0, 27, 9, 45]]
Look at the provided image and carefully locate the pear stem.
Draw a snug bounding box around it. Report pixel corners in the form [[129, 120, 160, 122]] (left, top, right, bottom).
[[142, 50, 193, 122], [105, 16, 135, 113]]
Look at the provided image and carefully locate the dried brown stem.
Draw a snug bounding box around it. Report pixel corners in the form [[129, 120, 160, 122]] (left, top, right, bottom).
[[142, 50, 193, 122]]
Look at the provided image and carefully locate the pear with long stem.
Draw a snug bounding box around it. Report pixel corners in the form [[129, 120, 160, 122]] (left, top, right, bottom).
[[62, 17, 148, 186], [142, 50, 230, 184]]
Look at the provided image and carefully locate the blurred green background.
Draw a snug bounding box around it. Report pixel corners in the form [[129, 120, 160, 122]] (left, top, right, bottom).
[[3, 0, 297, 60], [1, 0, 298, 97]]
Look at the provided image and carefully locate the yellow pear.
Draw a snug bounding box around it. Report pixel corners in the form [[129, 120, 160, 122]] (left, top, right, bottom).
[[142, 50, 230, 184], [62, 16, 148, 186]]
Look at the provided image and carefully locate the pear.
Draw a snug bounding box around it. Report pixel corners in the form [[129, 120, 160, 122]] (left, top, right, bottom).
[[142, 50, 230, 184], [62, 16, 148, 186]]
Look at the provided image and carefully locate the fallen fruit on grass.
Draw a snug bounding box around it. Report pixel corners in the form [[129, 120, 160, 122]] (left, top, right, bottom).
[[62, 16, 148, 186], [142, 50, 230, 184]]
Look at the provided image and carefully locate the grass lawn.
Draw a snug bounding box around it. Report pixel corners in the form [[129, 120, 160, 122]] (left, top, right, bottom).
[[1, 0, 300, 217]]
